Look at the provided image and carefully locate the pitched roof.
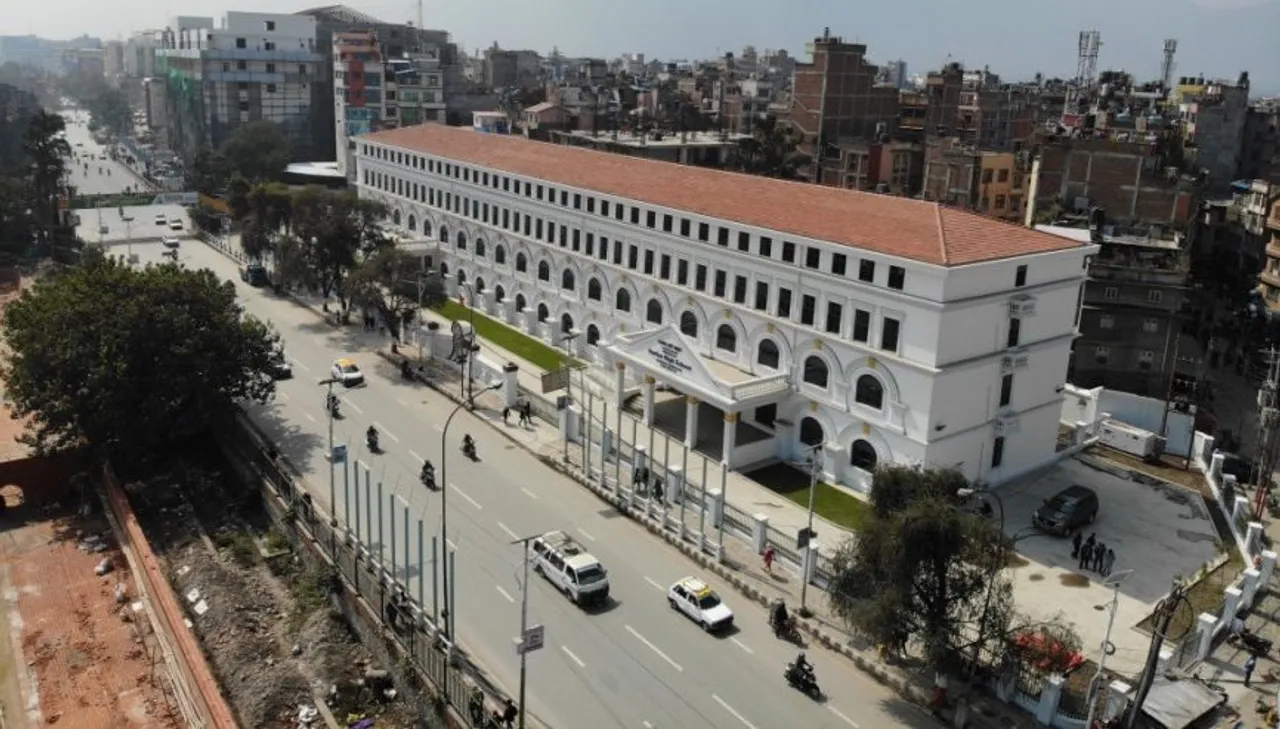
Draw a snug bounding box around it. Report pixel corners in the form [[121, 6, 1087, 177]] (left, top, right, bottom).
[[363, 125, 1084, 267]]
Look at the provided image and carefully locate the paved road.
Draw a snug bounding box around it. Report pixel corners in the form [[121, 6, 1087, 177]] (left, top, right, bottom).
[[134, 239, 940, 729], [59, 110, 151, 196]]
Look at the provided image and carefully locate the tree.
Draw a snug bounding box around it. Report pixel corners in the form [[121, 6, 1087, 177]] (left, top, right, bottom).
[[290, 187, 389, 303], [732, 115, 810, 179], [0, 178, 36, 261], [21, 109, 71, 251], [187, 149, 231, 195], [85, 85, 132, 139], [345, 247, 443, 337], [218, 120, 291, 183], [826, 466, 1013, 674], [0, 248, 280, 461]]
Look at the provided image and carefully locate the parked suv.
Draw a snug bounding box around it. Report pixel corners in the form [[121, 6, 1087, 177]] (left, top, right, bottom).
[[1031, 485, 1099, 536]]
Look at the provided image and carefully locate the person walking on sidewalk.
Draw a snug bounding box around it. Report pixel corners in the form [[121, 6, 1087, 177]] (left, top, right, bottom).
[[502, 406, 510, 424], [1092, 541, 1107, 572], [1102, 548, 1116, 577], [763, 545, 776, 575], [1245, 654, 1257, 687], [1079, 534, 1096, 569], [1071, 531, 1083, 560]]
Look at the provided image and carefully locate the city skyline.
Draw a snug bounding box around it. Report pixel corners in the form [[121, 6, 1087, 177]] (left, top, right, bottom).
[[2, 0, 1278, 93]]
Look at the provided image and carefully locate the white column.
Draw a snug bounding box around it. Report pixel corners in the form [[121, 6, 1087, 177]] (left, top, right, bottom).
[[641, 375, 656, 426], [613, 361, 627, 409], [502, 298, 517, 324], [722, 411, 739, 466], [502, 362, 519, 408], [685, 396, 700, 448], [752, 514, 768, 553]]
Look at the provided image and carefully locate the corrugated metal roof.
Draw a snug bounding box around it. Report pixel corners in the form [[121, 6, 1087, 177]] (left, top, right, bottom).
[[296, 5, 388, 26]]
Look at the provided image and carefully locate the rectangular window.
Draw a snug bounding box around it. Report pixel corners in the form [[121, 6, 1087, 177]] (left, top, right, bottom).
[[616, 204, 625, 221], [679, 218, 690, 237], [826, 302, 843, 334], [660, 254, 671, 280], [502, 209, 509, 228], [628, 245, 639, 269], [522, 215, 531, 236], [700, 223, 711, 242], [1103, 286, 1118, 300], [714, 270, 727, 297], [1007, 318, 1021, 348], [999, 374, 1014, 407], [852, 310, 871, 342], [629, 207, 639, 224], [777, 288, 792, 319], [677, 259, 689, 285], [737, 231, 749, 251], [800, 294, 817, 326], [888, 266, 906, 290], [1143, 318, 1160, 333], [662, 214, 672, 232], [991, 436, 1005, 468], [586, 197, 595, 213], [759, 237, 773, 257], [535, 219, 544, 240], [859, 260, 876, 282], [645, 210, 656, 228], [585, 233, 594, 257], [559, 225, 568, 246], [881, 317, 901, 352], [600, 200, 609, 216], [573, 193, 581, 210], [695, 264, 708, 291], [831, 253, 848, 276], [613, 240, 623, 265], [598, 236, 609, 261], [1015, 264, 1028, 288], [572, 229, 581, 252], [1147, 289, 1163, 304], [560, 190, 568, 205], [733, 275, 748, 304], [805, 247, 821, 269], [781, 242, 796, 263], [754, 282, 769, 310], [643, 249, 655, 275]]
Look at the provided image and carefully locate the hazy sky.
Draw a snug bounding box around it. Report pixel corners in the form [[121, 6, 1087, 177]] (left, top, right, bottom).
[[5, 0, 1279, 93]]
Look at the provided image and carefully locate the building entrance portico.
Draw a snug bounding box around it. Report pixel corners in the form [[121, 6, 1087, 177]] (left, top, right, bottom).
[[606, 325, 791, 468]]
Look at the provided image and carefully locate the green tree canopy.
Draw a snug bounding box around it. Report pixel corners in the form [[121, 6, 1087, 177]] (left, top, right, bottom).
[[732, 115, 811, 180], [85, 85, 132, 139], [1, 248, 280, 460], [218, 120, 291, 183], [346, 247, 443, 337], [290, 186, 389, 300]]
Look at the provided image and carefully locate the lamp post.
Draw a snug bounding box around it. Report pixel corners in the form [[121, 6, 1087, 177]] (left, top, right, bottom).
[[1084, 569, 1133, 729], [560, 332, 581, 464], [459, 281, 478, 403], [319, 378, 340, 530], [439, 381, 502, 699], [957, 486, 1006, 673], [511, 532, 544, 729], [798, 444, 823, 618]]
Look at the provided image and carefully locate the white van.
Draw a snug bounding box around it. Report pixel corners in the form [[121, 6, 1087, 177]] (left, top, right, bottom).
[[531, 531, 610, 607]]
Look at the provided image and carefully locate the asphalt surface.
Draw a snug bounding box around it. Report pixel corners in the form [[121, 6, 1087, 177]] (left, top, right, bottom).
[[59, 110, 152, 196], [132, 239, 940, 729]]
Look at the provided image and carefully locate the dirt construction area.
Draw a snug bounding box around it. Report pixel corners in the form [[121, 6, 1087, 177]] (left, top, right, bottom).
[[124, 455, 419, 728]]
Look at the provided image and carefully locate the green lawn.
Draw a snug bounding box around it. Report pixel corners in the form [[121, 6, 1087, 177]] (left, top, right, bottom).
[[745, 463, 870, 531], [432, 300, 575, 371]]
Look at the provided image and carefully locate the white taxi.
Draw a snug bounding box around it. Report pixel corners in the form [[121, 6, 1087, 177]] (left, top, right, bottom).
[[667, 577, 734, 632], [331, 358, 364, 387]]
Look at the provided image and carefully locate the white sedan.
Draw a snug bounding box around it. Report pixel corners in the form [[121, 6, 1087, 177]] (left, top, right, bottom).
[[667, 577, 734, 632], [331, 358, 364, 387]]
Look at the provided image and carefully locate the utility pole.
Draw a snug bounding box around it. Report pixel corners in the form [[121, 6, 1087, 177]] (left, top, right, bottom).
[[798, 444, 822, 617], [511, 533, 545, 729], [1251, 347, 1280, 520], [320, 377, 341, 551], [1084, 570, 1133, 729], [1125, 580, 1187, 729]]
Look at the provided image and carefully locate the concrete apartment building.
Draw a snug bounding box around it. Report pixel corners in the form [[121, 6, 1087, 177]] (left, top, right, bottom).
[[922, 139, 1030, 221], [102, 41, 125, 86], [1240, 100, 1279, 183], [1259, 194, 1280, 313], [355, 124, 1096, 490], [156, 12, 323, 162], [1175, 75, 1251, 190]]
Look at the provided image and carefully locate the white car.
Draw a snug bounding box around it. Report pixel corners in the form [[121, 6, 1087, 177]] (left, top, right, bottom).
[[161, 237, 180, 248], [154, 214, 167, 226], [168, 219, 184, 232], [667, 577, 734, 632], [331, 358, 364, 387]]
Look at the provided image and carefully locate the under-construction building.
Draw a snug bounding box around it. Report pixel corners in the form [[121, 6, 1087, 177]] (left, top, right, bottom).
[[155, 12, 324, 163]]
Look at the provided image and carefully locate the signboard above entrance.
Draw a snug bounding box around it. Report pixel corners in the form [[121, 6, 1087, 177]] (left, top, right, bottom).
[[648, 338, 695, 377]]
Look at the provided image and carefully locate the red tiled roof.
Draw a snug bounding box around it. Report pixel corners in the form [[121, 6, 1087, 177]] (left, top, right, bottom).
[[363, 125, 1084, 266]]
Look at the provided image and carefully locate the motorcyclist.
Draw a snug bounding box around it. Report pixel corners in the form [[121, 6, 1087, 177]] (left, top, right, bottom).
[[770, 599, 790, 633], [326, 393, 339, 414], [366, 425, 378, 447], [792, 652, 813, 680], [462, 434, 475, 454], [420, 460, 435, 486]]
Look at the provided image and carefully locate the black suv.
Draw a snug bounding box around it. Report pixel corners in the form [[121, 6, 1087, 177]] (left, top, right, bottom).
[[1031, 485, 1099, 536]]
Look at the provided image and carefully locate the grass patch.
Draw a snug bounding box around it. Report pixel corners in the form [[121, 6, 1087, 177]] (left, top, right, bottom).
[[433, 300, 576, 371], [212, 530, 259, 567], [1137, 553, 1243, 638], [745, 463, 870, 531]]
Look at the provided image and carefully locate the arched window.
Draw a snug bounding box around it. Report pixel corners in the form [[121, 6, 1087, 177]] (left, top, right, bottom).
[[456, 231, 468, 251], [561, 313, 574, 333], [855, 375, 885, 409], [561, 269, 576, 291], [474, 238, 487, 258], [473, 277, 486, 294], [616, 289, 632, 312], [803, 356, 829, 388], [494, 284, 506, 303], [439, 226, 449, 243], [587, 278, 602, 301], [515, 294, 527, 312], [515, 252, 528, 273], [587, 325, 600, 346], [494, 245, 506, 265], [680, 311, 699, 338], [456, 269, 467, 286], [646, 299, 663, 324], [850, 440, 878, 471], [715, 324, 737, 352], [407, 214, 417, 232], [757, 339, 780, 369], [422, 220, 433, 238], [537, 261, 551, 282], [799, 417, 825, 447], [392, 209, 402, 225], [537, 303, 550, 323]]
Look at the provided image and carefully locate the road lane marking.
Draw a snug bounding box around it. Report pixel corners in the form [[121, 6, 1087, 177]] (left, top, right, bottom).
[[828, 707, 859, 728], [576, 527, 596, 542], [409, 450, 425, 464], [432, 422, 442, 431], [712, 695, 757, 729], [304, 412, 317, 423], [497, 522, 519, 540], [397, 397, 412, 407], [277, 391, 290, 401], [642, 723, 654, 729], [495, 585, 515, 603], [449, 483, 482, 510], [624, 625, 682, 672], [373, 422, 400, 443], [345, 400, 364, 414], [644, 577, 665, 592], [731, 637, 754, 654], [292, 360, 310, 373], [520, 487, 539, 500], [560, 645, 586, 667]]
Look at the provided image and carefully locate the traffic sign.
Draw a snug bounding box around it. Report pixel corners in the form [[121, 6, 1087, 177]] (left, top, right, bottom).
[[541, 367, 570, 394], [331, 444, 348, 464], [516, 624, 545, 655]]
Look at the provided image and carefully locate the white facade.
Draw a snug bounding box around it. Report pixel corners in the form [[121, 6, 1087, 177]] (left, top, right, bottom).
[[352, 134, 1095, 491]]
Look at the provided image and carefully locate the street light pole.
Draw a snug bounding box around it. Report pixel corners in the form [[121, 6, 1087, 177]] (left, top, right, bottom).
[[1084, 569, 1133, 729], [319, 378, 339, 528], [799, 444, 822, 618], [511, 532, 542, 729]]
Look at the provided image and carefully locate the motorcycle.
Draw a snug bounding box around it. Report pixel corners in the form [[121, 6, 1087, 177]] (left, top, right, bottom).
[[367, 429, 380, 453], [326, 396, 341, 419], [400, 362, 414, 381], [420, 464, 437, 490], [770, 614, 800, 643], [784, 662, 820, 699], [461, 439, 477, 461]]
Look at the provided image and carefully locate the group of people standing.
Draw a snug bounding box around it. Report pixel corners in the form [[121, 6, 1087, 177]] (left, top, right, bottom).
[[1072, 532, 1116, 576]]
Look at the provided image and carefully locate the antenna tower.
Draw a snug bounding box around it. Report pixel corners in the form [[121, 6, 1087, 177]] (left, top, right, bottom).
[[1076, 30, 1101, 87], [1159, 39, 1178, 92]]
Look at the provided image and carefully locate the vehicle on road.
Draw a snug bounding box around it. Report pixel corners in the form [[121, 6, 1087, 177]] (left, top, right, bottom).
[[161, 237, 180, 249], [531, 530, 610, 606], [240, 263, 268, 287], [668, 577, 734, 632], [168, 219, 184, 232], [269, 349, 293, 380], [784, 659, 821, 698], [154, 214, 167, 226], [1031, 484, 1099, 536], [331, 358, 364, 387]]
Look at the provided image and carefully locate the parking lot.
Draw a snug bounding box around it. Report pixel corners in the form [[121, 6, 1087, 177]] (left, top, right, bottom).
[[999, 451, 1221, 674]]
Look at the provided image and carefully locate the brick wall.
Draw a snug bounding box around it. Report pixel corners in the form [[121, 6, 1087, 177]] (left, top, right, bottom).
[[1034, 140, 1197, 225], [0, 452, 89, 507]]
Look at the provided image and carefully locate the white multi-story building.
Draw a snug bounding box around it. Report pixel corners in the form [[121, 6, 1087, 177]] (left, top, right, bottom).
[[353, 125, 1097, 491]]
